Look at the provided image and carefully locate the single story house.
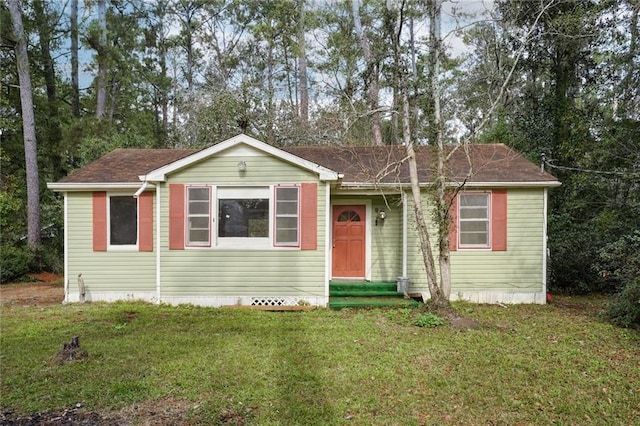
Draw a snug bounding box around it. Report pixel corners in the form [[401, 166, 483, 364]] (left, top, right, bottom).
[[48, 134, 560, 307]]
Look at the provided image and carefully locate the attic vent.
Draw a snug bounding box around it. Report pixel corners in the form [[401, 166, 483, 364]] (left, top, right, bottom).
[[250, 297, 302, 307]]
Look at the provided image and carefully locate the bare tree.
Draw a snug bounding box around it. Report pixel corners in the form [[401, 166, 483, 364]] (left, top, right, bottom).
[[7, 0, 41, 250], [392, 0, 557, 308]]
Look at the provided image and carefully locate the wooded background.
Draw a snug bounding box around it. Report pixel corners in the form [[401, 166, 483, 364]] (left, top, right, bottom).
[[1, 0, 638, 298]]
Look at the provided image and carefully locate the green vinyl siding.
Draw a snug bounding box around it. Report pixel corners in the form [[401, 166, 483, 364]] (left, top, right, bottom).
[[170, 146, 316, 183], [370, 197, 402, 281], [66, 192, 156, 293], [407, 189, 545, 293], [160, 148, 326, 297]]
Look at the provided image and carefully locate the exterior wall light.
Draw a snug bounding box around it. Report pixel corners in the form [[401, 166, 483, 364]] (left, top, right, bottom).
[[376, 209, 386, 226], [237, 161, 246, 172]]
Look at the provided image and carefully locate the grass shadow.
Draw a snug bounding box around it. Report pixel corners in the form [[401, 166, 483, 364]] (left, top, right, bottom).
[[271, 312, 336, 424]]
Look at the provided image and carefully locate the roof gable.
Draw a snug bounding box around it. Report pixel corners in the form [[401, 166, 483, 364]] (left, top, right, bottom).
[[144, 134, 340, 182]]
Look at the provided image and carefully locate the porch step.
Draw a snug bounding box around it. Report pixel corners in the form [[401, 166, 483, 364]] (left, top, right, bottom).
[[329, 281, 420, 309], [331, 290, 404, 298], [330, 281, 397, 293], [328, 296, 421, 310]]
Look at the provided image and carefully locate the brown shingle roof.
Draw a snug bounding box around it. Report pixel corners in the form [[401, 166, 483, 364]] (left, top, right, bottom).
[[54, 143, 558, 186], [283, 144, 558, 185], [57, 148, 198, 183]]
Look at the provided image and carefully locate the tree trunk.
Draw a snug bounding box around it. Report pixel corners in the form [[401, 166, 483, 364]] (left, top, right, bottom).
[[33, 0, 64, 179], [428, 0, 452, 301], [622, 0, 639, 116], [8, 0, 41, 251], [96, 0, 108, 119], [266, 34, 276, 144], [384, 2, 402, 144], [70, 0, 80, 117], [403, 93, 443, 305], [159, 11, 169, 146], [351, 0, 383, 145], [297, 0, 309, 126]]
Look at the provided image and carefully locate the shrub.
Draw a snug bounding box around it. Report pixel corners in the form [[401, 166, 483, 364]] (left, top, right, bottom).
[[597, 231, 640, 292], [604, 279, 640, 330], [415, 313, 445, 328], [0, 245, 34, 283]]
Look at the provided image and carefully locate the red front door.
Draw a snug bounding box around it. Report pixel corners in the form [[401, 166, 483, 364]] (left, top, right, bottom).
[[332, 205, 366, 278]]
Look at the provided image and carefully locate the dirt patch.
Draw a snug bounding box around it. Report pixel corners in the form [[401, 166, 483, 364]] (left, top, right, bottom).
[[1, 276, 64, 307], [1, 398, 199, 425], [0, 404, 124, 426], [449, 317, 482, 330]]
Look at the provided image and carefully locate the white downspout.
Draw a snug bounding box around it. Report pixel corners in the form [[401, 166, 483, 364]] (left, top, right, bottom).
[[134, 181, 148, 198], [63, 193, 69, 303], [542, 187, 549, 304], [155, 183, 161, 304], [134, 179, 160, 304], [324, 182, 331, 307]]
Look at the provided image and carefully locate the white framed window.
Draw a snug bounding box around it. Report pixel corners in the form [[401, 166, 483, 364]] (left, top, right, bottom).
[[216, 187, 270, 249], [458, 192, 490, 248], [187, 186, 212, 246], [274, 186, 300, 246], [179, 185, 303, 250], [108, 194, 137, 249]]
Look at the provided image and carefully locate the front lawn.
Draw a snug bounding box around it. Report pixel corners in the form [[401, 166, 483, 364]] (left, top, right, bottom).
[[1, 296, 638, 425]]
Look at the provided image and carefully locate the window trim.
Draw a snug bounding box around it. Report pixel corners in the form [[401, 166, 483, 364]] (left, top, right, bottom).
[[179, 184, 304, 251], [274, 184, 301, 247], [216, 186, 270, 249], [185, 185, 213, 247], [457, 191, 491, 250], [106, 193, 139, 251]]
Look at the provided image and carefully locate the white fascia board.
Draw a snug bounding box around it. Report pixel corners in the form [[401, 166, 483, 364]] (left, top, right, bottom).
[[336, 183, 406, 192], [454, 181, 562, 188], [143, 133, 340, 182], [47, 182, 156, 192], [336, 180, 562, 190]]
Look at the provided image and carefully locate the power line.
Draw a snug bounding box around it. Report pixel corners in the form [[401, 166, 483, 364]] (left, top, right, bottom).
[[540, 153, 640, 177]]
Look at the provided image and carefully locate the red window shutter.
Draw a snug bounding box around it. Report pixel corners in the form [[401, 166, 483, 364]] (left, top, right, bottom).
[[492, 190, 508, 251], [169, 184, 185, 250], [138, 192, 154, 251], [92, 192, 107, 251], [448, 192, 458, 252], [300, 182, 318, 250]]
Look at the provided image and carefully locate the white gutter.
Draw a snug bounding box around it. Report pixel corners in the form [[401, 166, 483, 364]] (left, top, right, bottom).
[[337, 181, 561, 190], [402, 191, 408, 278], [458, 181, 562, 188], [47, 182, 155, 192]]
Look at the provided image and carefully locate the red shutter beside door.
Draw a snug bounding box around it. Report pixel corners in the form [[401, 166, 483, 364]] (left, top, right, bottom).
[[169, 184, 185, 250], [448, 192, 458, 252], [300, 182, 318, 250], [491, 190, 508, 251], [138, 192, 154, 251], [92, 192, 107, 251]]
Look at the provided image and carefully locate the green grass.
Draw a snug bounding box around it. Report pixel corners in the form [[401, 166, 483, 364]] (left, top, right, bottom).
[[1, 296, 639, 425]]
